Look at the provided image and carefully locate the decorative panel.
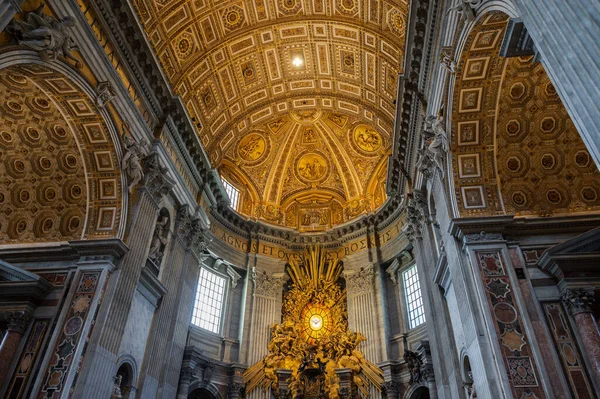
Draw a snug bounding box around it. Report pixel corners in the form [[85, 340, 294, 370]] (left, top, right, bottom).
[[475, 252, 546, 397], [542, 302, 595, 398], [38, 271, 101, 399]]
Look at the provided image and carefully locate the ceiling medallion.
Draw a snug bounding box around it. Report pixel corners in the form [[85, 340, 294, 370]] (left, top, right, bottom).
[[296, 152, 328, 182], [237, 132, 267, 163], [353, 125, 382, 153]]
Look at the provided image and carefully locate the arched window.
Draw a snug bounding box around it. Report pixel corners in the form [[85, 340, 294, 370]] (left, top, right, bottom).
[[192, 267, 227, 334], [221, 177, 240, 211], [403, 265, 426, 329]]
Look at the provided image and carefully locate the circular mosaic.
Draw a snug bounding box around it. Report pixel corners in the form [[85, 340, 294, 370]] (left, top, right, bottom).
[[353, 125, 382, 153], [296, 153, 328, 182], [237, 133, 266, 162]]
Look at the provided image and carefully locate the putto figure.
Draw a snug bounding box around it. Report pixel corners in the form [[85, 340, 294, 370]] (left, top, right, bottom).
[[7, 3, 81, 67]]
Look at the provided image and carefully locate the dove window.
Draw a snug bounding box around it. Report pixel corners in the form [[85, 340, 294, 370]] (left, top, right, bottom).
[[192, 267, 227, 334]]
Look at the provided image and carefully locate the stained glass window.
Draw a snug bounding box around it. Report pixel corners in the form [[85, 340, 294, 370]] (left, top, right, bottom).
[[192, 267, 227, 333], [403, 265, 426, 329]]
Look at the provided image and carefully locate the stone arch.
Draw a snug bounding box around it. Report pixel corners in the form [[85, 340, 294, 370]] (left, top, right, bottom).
[[403, 383, 430, 399], [0, 50, 126, 243], [187, 381, 223, 399], [447, 11, 600, 218], [114, 355, 138, 398]]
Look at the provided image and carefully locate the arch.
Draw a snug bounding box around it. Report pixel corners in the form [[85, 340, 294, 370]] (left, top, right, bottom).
[[0, 50, 127, 242], [447, 11, 600, 218], [403, 384, 430, 399], [187, 381, 223, 399]]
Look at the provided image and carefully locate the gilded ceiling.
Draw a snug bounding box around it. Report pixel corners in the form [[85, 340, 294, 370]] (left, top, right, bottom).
[[132, 0, 408, 229], [451, 13, 600, 217], [0, 64, 123, 244]]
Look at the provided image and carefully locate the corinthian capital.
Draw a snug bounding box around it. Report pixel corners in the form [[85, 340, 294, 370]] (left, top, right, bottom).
[[561, 288, 596, 315], [6, 310, 32, 334], [142, 152, 175, 202]]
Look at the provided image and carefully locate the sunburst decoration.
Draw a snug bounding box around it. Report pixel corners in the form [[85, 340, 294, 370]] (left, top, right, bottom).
[[243, 245, 383, 398]]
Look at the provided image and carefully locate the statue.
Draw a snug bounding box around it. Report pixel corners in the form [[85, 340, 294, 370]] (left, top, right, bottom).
[[425, 113, 449, 172], [148, 215, 169, 264], [439, 49, 457, 74], [7, 3, 81, 67], [447, 0, 478, 22], [120, 123, 145, 194], [110, 375, 123, 399], [465, 372, 477, 398]]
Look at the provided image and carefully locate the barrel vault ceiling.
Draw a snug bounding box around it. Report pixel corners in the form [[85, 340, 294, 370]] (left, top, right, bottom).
[[132, 0, 408, 230]]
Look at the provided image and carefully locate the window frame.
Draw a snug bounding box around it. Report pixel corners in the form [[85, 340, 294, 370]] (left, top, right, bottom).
[[221, 177, 240, 212], [191, 266, 229, 335], [401, 263, 426, 330]]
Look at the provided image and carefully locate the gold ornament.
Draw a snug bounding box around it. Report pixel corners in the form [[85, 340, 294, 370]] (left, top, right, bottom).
[[243, 246, 384, 398]]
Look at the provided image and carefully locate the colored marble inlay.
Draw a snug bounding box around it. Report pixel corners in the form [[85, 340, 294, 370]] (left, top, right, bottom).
[[6, 320, 49, 399], [38, 272, 68, 287], [475, 251, 546, 397], [542, 302, 594, 398], [38, 271, 100, 399]]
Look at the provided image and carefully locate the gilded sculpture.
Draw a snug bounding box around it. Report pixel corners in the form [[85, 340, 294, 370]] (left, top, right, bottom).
[[354, 126, 382, 153], [237, 133, 266, 162], [297, 154, 327, 181], [243, 246, 384, 398]]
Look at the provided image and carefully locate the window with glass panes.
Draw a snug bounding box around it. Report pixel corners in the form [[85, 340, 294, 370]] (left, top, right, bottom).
[[403, 265, 426, 328], [192, 267, 227, 333], [221, 177, 240, 211]]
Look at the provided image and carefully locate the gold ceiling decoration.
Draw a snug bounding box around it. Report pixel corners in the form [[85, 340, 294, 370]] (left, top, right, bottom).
[[450, 12, 600, 217], [243, 246, 383, 397], [0, 65, 123, 243], [132, 0, 408, 229]]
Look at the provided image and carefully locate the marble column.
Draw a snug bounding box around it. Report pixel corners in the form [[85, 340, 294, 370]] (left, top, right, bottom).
[[561, 288, 600, 383], [0, 310, 31, 382], [513, 0, 600, 168]]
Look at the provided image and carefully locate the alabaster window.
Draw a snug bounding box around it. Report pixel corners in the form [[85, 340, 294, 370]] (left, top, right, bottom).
[[221, 177, 240, 211], [192, 267, 227, 334], [403, 265, 426, 328]]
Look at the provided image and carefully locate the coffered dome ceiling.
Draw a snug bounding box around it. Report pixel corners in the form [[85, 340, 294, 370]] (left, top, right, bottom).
[[132, 0, 408, 229]]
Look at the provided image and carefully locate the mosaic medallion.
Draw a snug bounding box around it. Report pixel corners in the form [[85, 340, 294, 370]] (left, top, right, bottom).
[[296, 153, 328, 182], [237, 133, 266, 162], [353, 125, 382, 153]]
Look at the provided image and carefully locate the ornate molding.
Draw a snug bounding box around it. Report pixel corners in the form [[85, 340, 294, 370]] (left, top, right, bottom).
[[6, 310, 32, 334], [464, 231, 504, 243], [561, 288, 596, 316], [176, 205, 211, 255], [345, 266, 375, 295], [142, 152, 175, 202], [252, 268, 283, 298]]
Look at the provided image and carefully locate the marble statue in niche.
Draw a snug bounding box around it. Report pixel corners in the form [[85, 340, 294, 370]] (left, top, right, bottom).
[[148, 214, 170, 267], [7, 3, 81, 67]]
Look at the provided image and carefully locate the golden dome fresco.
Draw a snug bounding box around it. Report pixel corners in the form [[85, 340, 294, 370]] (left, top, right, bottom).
[[132, 0, 408, 229]]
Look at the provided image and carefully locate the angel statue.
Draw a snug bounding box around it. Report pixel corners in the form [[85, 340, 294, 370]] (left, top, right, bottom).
[[148, 215, 169, 265], [425, 113, 449, 172], [121, 123, 145, 194], [439, 49, 457, 74], [447, 0, 478, 22], [6, 3, 81, 67]]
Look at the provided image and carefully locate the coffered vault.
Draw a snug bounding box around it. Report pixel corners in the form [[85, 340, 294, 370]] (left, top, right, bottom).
[[132, 0, 409, 230]]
